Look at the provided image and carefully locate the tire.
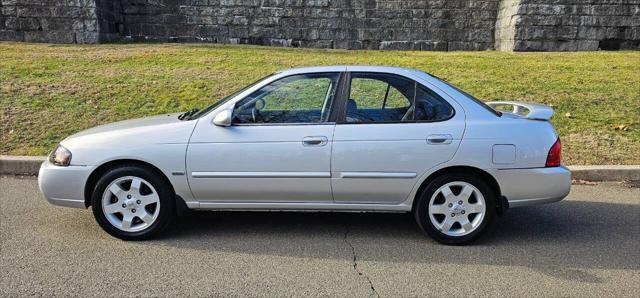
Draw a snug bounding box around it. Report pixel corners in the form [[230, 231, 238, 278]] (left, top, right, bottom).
[[91, 165, 175, 240], [414, 172, 496, 245]]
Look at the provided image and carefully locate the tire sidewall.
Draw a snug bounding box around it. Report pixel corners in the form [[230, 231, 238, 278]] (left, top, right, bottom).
[[414, 173, 496, 245], [91, 166, 174, 240]]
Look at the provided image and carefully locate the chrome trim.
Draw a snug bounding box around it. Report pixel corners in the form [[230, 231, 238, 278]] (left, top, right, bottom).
[[196, 201, 411, 212], [338, 172, 417, 179], [191, 171, 331, 178]]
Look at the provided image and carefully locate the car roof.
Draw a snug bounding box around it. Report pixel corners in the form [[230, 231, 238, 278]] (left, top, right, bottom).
[[276, 65, 432, 78]]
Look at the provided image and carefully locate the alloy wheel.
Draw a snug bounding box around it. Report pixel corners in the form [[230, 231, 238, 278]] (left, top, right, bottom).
[[101, 176, 160, 232], [428, 181, 486, 237]]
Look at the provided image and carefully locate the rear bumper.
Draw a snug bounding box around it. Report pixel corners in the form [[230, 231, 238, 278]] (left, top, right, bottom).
[[38, 160, 93, 209], [494, 166, 571, 208]]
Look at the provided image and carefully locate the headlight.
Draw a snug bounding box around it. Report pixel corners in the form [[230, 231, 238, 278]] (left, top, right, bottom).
[[49, 145, 72, 166]]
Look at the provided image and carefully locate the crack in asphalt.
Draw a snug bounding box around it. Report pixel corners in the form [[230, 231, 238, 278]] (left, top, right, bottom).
[[344, 224, 379, 297]]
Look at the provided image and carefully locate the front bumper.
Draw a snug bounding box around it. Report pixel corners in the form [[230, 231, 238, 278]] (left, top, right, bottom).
[[38, 160, 94, 209], [494, 166, 571, 208]]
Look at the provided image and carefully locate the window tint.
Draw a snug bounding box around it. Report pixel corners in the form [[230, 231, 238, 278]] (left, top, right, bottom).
[[346, 73, 415, 123], [232, 73, 340, 124], [414, 84, 455, 121]]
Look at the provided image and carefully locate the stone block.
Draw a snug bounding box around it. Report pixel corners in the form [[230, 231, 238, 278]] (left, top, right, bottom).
[[619, 40, 640, 50], [84, 19, 97, 31], [40, 18, 74, 31], [228, 26, 248, 38], [163, 15, 187, 24], [520, 4, 566, 15], [75, 31, 99, 43], [25, 30, 75, 43], [18, 17, 41, 30], [334, 39, 363, 49], [512, 40, 544, 51], [199, 24, 228, 36], [4, 17, 18, 30], [448, 41, 490, 51], [299, 39, 333, 48], [418, 40, 448, 51], [17, 6, 52, 18], [0, 29, 24, 41], [2, 5, 17, 16], [379, 41, 420, 51]]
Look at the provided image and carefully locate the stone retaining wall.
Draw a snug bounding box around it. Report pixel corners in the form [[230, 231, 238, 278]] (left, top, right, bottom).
[[115, 0, 500, 51], [496, 0, 640, 51], [1, 0, 638, 51], [0, 0, 99, 43]]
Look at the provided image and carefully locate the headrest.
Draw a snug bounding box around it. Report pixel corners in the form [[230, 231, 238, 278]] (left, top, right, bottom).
[[347, 99, 357, 111]]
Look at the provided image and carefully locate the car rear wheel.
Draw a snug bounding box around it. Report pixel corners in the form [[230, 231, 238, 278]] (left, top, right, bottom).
[[414, 173, 496, 245], [91, 166, 175, 240]]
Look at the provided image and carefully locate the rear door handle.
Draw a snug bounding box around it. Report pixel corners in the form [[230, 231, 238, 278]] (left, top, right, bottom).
[[302, 136, 328, 146], [427, 134, 453, 145]]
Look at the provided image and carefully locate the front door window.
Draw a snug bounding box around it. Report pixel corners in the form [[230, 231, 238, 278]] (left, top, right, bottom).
[[232, 73, 341, 124]]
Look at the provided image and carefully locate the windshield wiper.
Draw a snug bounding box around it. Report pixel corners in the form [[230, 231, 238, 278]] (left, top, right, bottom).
[[178, 108, 199, 121]]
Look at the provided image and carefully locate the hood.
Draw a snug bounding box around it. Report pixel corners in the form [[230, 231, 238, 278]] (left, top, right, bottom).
[[58, 113, 199, 166], [68, 113, 184, 139]]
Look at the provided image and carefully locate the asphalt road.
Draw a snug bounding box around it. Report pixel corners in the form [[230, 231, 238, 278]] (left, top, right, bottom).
[[1, 176, 639, 297]]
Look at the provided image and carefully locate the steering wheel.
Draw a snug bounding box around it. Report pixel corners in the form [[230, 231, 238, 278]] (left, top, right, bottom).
[[251, 98, 266, 123]]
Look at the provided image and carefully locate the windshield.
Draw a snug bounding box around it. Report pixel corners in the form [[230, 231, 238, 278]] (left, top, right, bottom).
[[189, 74, 273, 119]]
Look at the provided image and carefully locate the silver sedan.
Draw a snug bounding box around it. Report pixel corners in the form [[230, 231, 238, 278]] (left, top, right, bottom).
[[39, 66, 571, 244]]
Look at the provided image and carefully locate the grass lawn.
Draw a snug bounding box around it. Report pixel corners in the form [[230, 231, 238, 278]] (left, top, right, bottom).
[[1, 42, 639, 165]]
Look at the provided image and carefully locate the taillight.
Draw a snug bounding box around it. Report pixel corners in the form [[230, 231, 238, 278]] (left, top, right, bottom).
[[546, 138, 561, 167]]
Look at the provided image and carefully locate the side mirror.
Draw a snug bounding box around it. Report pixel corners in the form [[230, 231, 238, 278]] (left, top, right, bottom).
[[213, 109, 232, 127]]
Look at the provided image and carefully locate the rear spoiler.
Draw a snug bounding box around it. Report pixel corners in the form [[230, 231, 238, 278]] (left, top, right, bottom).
[[486, 101, 554, 121]]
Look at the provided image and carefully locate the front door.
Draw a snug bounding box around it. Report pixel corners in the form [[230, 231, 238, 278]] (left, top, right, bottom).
[[331, 71, 465, 204], [187, 72, 342, 202]]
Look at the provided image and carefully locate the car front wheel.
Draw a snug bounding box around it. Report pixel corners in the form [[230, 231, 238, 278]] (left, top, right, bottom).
[[91, 166, 175, 240], [414, 173, 496, 245]]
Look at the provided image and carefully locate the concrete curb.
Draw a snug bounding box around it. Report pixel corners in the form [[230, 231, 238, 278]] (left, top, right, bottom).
[[1, 155, 639, 181], [569, 165, 640, 182], [0, 155, 45, 176]]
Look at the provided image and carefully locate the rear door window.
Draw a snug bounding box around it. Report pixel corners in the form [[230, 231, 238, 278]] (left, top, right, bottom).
[[346, 73, 415, 123], [344, 72, 453, 123]]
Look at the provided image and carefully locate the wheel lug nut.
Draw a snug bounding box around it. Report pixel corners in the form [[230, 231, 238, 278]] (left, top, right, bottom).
[[131, 209, 136, 213], [458, 200, 463, 205], [451, 213, 455, 217], [136, 200, 141, 204], [121, 203, 126, 208], [461, 210, 466, 214], [448, 203, 453, 207], [127, 195, 132, 199]]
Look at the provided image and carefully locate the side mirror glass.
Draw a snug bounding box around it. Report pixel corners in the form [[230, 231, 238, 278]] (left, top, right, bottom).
[[213, 109, 232, 127]]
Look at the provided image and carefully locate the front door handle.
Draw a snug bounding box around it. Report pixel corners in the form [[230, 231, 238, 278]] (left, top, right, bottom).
[[302, 136, 328, 146], [427, 134, 453, 145]]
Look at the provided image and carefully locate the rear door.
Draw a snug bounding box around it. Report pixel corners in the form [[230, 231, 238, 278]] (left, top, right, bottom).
[[330, 71, 465, 204]]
